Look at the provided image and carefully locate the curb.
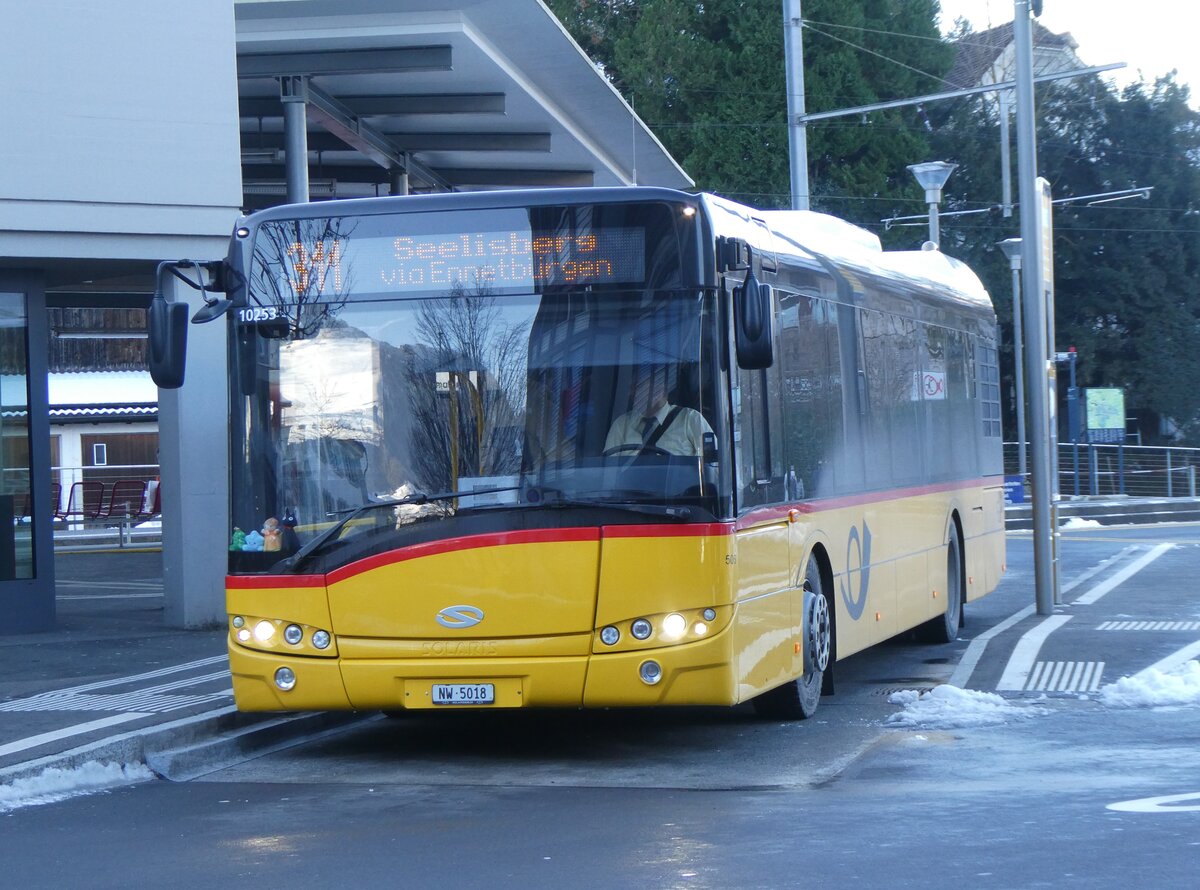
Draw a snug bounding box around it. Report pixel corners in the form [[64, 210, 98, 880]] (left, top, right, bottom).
[[0, 706, 367, 787], [1005, 497, 1200, 531], [145, 711, 374, 781]]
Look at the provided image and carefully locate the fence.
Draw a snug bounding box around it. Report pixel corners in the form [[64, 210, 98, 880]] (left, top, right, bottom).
[[1004, 442, 1200, 498]]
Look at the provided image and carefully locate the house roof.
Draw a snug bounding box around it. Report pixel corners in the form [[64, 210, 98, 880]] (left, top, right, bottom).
[[947, 21, 1081, 89]]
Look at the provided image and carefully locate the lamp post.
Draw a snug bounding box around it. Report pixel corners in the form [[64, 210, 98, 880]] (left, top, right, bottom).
[[998, 238, 1027, 480], [907, 161, 958, 247]]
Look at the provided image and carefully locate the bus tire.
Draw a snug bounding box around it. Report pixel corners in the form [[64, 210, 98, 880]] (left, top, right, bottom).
[[919, 527, 963, 644], [752, 555, 829, 720]]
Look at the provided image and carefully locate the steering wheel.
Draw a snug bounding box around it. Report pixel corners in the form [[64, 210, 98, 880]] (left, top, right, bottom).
[[603, 444, 672, 457]]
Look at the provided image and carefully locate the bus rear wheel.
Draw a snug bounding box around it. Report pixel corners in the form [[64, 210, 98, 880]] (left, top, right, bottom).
[[919, 529, 963, 644], [752, 555, 830, 720]]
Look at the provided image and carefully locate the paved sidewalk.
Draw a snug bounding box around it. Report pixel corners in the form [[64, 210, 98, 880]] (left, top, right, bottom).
[[0, 550, 234, 781]]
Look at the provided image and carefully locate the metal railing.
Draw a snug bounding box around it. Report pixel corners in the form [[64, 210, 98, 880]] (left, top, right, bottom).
[[1005, 442, 1200, 499]]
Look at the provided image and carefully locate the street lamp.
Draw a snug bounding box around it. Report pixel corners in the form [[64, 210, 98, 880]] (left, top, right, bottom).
[[998, 237, 1027, 480], [907, 161, 957, 247]]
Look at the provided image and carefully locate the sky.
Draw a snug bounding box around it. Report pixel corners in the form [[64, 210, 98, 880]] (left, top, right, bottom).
[[936, 0, 1200, 105]]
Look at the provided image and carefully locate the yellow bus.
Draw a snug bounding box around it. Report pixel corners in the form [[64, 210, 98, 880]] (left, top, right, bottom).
[[152, 187, 1005, 719]]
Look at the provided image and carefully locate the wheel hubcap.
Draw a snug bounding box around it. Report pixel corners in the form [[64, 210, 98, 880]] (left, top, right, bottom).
[[806, 591, 831, 674]]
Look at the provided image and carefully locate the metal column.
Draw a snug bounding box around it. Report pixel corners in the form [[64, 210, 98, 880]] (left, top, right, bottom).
[[1014, 0, 1057, 615], [280, 76, 310, 205], [783, 0, 810, 210]]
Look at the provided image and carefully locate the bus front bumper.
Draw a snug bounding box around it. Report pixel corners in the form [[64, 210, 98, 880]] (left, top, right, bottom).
[[228, 630, 737, 712]]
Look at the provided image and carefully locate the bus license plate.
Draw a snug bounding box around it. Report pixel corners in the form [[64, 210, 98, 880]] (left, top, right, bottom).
[[432, 683, 495, 705]]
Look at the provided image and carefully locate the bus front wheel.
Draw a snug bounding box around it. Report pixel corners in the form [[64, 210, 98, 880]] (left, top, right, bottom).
[[752, 555, 830, 720]]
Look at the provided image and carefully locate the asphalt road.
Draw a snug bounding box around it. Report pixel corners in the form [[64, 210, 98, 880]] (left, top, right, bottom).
[[4, 526, 1200, 889]]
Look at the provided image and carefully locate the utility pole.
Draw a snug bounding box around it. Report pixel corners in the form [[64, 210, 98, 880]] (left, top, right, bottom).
[[1014, 0, 1057, 615], [998, 238, 1027, 480], [783, 0, 809, 210]]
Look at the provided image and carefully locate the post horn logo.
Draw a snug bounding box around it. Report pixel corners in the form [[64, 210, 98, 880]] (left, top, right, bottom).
[[436, 605, 485, 629], [839, 521, 872, 621]]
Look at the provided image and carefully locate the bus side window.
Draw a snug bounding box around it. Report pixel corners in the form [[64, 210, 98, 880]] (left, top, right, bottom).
[[735, 299, 784, 510], [778, 292, 841, 500]]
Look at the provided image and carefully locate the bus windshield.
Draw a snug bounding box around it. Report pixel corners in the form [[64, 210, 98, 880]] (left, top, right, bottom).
[[226, 204, 727, 574]]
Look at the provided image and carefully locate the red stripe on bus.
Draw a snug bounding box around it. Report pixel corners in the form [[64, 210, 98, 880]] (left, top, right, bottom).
[[734, 477, 1003, 530], [226, 574, 326, 590], [325, 526, 602, 585]]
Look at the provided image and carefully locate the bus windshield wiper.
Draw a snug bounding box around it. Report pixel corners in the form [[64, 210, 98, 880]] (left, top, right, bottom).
[[273, 484, 524, 574], [527, 495, 697, 521]]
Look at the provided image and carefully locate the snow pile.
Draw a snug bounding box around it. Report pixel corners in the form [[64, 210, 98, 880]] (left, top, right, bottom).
[[0, 761, 153, 814], [886, 684, 1048, 729], [1099, 660, 1200, 708], [1061, 517, 1102, 529]]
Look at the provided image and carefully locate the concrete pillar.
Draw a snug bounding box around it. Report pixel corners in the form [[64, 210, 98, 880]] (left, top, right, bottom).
[[158, 275, 229, 628]]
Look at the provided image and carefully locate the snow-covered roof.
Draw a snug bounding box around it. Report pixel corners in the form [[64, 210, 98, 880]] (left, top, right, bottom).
[[47, 371, 157, 407]]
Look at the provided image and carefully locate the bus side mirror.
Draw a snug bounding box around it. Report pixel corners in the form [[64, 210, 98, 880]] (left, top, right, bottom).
[[734, 272, 774, 369], [148, 292, 189, 389]]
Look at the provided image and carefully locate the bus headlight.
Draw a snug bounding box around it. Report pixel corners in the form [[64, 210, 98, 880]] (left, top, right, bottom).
[[630, 618, 653, 640], [254, 620, 275, 643], [661, 613, 687, 640], [284, 624, 303, 645], [600, 626, 620, 646], [639, 661, 663, 685], [312, 630, 331, 650], [274, 667, 297, 691]]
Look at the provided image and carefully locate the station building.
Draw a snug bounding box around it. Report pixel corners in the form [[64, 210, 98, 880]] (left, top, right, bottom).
[[0, 0, 690, 632]]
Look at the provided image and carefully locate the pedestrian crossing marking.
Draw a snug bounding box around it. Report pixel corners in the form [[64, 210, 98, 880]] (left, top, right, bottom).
[[0, 659, 232, 715], [1024, 661, 1104, 693], [1097, 620, 1200, 631]]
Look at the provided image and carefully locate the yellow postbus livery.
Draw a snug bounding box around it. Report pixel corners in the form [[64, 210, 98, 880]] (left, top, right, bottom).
[[165, 187, 1005, 719]]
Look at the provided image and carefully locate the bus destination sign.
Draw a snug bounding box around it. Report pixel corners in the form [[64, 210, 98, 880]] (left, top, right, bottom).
[[263, 223, 647, 298], [382, 229, 645, 290]]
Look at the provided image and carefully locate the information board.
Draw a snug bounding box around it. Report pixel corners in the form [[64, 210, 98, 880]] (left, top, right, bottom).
[[1085, 388, 1125, 444]]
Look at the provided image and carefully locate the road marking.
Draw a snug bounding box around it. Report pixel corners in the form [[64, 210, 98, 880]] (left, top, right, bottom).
[[948, 604, 1034, 688], [951, 547, 1170, 690], [1073, 543, 1174, 605], [57, 580, 163, 590], [1024, 660, 1104, 692], [57, 593, 163, 601], [997, 614, 1073, 690], [1060, 546, 1140, 596], [1108, 791, 1200, 813], [1134, 639, 1200, 679], [0, 714, 148, 758], [1098, 621, 1200, 631], [0, 670, 232, 714]]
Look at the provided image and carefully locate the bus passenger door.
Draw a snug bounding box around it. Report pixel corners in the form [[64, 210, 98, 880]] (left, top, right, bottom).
[[730, 316, 801, 699]]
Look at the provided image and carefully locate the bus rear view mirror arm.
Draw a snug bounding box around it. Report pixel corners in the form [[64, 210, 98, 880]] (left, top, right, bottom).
[[148, 259, 233, 389]]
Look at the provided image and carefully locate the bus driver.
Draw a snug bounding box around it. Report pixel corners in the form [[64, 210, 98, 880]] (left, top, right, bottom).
[[605, 363, 713, 458]]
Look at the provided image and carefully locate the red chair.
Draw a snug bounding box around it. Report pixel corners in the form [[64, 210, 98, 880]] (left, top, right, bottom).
[[97, 479, 148, 520], [57, 481, 106, 521]]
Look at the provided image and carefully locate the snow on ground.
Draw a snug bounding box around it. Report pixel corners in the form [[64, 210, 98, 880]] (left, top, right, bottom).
[[0, 761, 153, 814], [1061, 517, 1102, 529], [886, 684, 1049, 729], [1099, 660, 1200, 708]]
